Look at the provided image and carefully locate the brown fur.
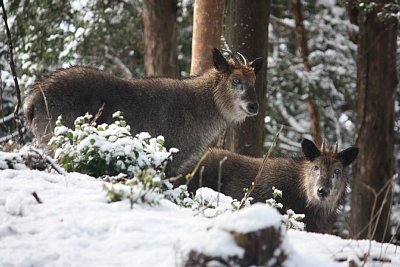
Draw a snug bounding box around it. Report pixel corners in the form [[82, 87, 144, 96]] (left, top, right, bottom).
[[178, 139, 359, 233], [23, 49, 263, 176]]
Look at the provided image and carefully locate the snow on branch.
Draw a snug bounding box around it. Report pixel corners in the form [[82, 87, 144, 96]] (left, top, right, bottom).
[[276, 93, 307, 133], [103, 45, 133, 78]]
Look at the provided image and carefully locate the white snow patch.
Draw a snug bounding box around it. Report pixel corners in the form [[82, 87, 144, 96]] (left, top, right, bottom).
[[212, 203, 281, 233], [0, 165, 399, 266]]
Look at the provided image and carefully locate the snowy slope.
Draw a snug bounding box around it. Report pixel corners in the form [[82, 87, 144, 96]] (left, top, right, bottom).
[[0, 168, 399, 267]]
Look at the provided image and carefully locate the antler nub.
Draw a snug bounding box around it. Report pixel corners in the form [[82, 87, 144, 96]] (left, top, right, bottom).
[[226, 50, 241, 67], [321, 139, 326, 153], [236, 52, 248, 66]]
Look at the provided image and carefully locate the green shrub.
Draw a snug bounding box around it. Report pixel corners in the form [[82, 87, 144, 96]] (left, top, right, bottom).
[[49, 111, 177, 179]]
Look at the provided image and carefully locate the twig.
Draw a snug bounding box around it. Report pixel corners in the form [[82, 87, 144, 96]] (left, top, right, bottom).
[[37, 85, 53, 137], [217, 156, 227, 207], [31, 192, 42, 204], [238, 125, 284, 210], [0, 66, 5, 132], [194, 201, 215, 217], [270, 14, 296, 30], [1, 0, 24, 144], [103, 45, 133, 78], [23, 146, 65, 175], [92, 102, 105, 124], [353, 176, 394, 240], [199, 165, 204, 189], [168, 151, 210, 184], [45, 156, 65, 175]]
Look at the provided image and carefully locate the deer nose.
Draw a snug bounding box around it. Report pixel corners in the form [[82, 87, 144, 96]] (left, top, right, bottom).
[[246, 102, 259, 115], [317, 187, 329, 199]]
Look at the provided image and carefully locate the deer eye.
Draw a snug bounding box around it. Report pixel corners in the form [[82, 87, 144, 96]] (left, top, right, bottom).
[[314, 165, 319, 171], [334, 169, 341, 175], [232, 78, 241, 85]]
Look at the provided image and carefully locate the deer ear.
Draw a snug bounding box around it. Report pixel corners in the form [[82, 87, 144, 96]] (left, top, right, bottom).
[[250, 57, 264, 74], [338, 147, 359, 167], [213, 48, 229, 72], [301, 139, 321, 161]]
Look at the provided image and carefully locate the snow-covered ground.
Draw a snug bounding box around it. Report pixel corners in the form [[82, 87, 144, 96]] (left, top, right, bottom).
[[1, 167, 399, 266]]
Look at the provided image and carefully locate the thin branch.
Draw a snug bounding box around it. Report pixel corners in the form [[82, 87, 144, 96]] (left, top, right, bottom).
[[217, 156, 227, 207], [103, 45, 133, 78], [238, 125, 284, 210], [276, 93, 307, 133], [0, 130, 20, 142], [31, 192, 42, 204], [270, 15, 296, 31], [352, 175, 395, 240], [198, 166, 205, 189], [1, 0, 24, 144]]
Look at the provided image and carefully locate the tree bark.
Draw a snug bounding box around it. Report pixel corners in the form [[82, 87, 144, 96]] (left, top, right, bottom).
[[190, 0, 224, 76], [290, 0, 322, 147], [223, 0, 270, 157], [350, 1, 397, 242], [142, 0, 179, 77], [290, 0, 311, 72]]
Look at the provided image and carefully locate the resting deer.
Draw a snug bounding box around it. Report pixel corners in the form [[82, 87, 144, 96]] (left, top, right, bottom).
[[23, 48, 263, 176], [179, 139, 359, 233]]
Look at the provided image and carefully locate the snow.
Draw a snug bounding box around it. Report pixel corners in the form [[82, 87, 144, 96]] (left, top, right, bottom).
[[0, 166, 399, 266], [184, 227, 245, 259], [212, 203, 281, 233]]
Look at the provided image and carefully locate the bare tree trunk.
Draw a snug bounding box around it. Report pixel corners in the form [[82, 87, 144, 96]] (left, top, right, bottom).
[[190, 0, 224, 76], [290, 0, 322, 147], [223, 0, 270, 157], [142, 0, 179, 77], [306, 97, 322, 147], [350, 1, 397, 242], [290, 0, 311, 72]]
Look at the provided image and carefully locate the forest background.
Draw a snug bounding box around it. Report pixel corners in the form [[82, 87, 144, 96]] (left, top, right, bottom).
[[0, 0, 399, 243]]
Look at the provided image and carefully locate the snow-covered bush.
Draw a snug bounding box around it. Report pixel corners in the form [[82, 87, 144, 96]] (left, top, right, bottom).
[[266, 187, 305, 230], [102, 177, 165, 206], [191, 187, 251, 218], [0, 151, 26, 170], [163, 183, 194, 208], [49, 111, 177, 179], [48, 111, 178, 205]]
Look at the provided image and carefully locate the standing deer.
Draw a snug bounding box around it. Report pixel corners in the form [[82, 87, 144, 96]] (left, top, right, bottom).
[[179, 139, 359, 233], [23, 49, 263, 176]]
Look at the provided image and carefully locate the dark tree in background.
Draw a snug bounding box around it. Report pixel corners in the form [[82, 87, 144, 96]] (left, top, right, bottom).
[[142, 0, 179, 77], [350, 1, 397, 242], [223, 0, 271, 157], [290, 0, 322, 147], [190, 0, 224, 76]]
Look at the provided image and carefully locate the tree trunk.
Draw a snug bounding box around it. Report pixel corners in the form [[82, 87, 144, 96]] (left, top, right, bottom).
[[306, 97, 322, 147], [223, 0, 270, 157], [290, 0, 311, 72], [190, 0, 224, 76], [142, 0, 179, 77], [185, 225, 286, 266], [350, 1, 397, 242], [291, 0, 322, 147]]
